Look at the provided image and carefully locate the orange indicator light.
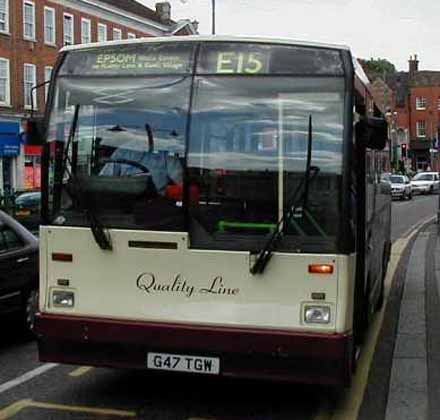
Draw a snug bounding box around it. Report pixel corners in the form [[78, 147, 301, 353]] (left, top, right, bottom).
[[308, 264, 334, 274], [52, 253, 73, 262]]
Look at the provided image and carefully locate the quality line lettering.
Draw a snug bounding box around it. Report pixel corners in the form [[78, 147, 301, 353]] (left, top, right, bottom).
[[137, 273, 195, 297], [136, 273, 240, 298]]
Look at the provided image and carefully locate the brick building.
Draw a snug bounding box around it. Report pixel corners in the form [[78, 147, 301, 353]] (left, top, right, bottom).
[[363, 56, 440, 172], [0, 0, 197, 194], [388, 58, 440, 171]]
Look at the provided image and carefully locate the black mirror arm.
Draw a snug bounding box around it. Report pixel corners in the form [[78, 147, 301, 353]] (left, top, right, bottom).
[[30, 80, 51, 117]]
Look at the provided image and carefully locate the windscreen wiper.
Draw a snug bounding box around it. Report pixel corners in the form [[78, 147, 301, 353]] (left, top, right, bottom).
[[250, 115, 319, 275], [63, 105, 112, 251]]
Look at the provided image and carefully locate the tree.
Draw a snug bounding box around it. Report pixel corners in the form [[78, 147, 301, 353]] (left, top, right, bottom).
[[359, 58, 396, 81]]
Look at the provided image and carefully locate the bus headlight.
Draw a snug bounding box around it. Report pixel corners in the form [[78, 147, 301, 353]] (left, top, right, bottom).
[[304, 305, 330, 324], [52, 290, 75, 308]]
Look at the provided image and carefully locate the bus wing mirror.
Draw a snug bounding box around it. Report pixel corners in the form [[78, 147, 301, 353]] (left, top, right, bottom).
[[24, 117, 46, 146], [356, 117, 388, 150]]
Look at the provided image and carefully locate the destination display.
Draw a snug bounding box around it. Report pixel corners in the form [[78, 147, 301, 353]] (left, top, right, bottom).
[[198, 43, 345, 75], [60, 42, 345, 77], [60, 44, 195, 76]]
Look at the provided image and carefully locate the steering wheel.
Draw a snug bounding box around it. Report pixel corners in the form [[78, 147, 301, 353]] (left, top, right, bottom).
[[101, 158, 158, 198], [101, 158, 151, 175]]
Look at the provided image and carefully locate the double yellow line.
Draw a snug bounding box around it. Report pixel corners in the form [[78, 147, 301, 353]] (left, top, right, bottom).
[[0, 399, 136, 419]]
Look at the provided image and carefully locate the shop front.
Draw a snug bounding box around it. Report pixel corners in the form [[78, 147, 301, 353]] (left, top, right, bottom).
[[0, 121, 21, 194], [24, 145, 42, 190]]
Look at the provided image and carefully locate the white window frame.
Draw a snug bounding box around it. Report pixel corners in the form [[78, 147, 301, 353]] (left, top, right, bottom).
[[416, 96, 427, 110], [416, 120, 426, 138], [0, 57, 10, 106], [0, 0, 9, 34], [63, 13, 74, 46], [23, 0, 36, 41], [24, 63, 37, 110], [44, 66, 53, 102], [81, 17, 91, 44], [127, 32, 136, 40], [44, 6, 56, 45], [97, 22, 107, 42], [112, 28, 122, 41]]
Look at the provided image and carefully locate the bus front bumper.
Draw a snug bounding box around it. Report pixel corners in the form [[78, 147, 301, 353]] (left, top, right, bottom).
[[36, 313, 353, 386]]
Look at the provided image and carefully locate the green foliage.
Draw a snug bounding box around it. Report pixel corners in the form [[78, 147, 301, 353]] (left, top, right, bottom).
[[360, 58, 396, 80]]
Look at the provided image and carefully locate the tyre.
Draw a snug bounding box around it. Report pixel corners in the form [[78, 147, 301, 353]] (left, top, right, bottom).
[[409, 192, 413, 200], [375, 271, 385, 311], [430, 185, 434, 194], [22, 289, 38, 334], [375, 246, 389, 312]]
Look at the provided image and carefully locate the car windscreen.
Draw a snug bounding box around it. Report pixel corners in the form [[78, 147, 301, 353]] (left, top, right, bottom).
[[390, 176, 404, 184], [413, 174, 434, 181]]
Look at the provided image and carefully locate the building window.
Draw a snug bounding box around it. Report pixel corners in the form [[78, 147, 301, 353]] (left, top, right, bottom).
[[23, 1, 35, 40], [416, 97, 427, 110], [44, 66, 52, 102], [24, 63, 36, 109], [112, 28, 122, 41], [0, 0, 9, 33], [97, 23, 107, 42], [438, 97, 440, 111], [44, 7, 56, 44], [416, 120, 426, 138], [63, 13, 74, 45], [0, 58, 10, 106], [128, 32, 136, 40], [81, 18, 91, 44]]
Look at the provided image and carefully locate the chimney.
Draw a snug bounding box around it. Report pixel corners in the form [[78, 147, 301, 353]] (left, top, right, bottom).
[[155, 2, 171, 24], [409, 54, 419, 77]]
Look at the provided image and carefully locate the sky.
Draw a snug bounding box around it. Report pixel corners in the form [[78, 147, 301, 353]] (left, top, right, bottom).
[[139, 0, 440, 71]]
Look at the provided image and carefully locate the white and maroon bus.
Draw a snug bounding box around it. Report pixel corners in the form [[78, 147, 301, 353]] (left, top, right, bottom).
[[33, 36, 391, 386]]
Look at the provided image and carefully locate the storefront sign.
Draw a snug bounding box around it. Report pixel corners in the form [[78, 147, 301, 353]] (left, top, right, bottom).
[[0, 122, 20, 157]]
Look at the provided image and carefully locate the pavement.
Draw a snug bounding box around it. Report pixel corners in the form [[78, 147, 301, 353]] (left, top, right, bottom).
[[359, 221, 440, 420]]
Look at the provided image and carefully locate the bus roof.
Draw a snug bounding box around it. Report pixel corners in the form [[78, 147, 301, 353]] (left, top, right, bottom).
[[60, 35, 351, 54]]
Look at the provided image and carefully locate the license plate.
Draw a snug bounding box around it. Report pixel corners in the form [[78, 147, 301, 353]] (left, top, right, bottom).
[[147, 352, 220, 375]]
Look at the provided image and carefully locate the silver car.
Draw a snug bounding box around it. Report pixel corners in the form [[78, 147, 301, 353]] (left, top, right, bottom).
[[410, 172, 440, 194], [390, 175, 412, 200]]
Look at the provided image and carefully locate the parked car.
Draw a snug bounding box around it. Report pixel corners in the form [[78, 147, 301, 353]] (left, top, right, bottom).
[[14, 191, 41, 234], [410, 172, 440, 194], [390, 174, 412, 200], [0, 210, 38, 332]]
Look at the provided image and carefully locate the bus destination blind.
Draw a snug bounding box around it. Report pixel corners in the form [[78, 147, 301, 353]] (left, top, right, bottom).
[[61, 43, 344, 76], [61, 44, 195, 75], [92, 53, 188, 72]]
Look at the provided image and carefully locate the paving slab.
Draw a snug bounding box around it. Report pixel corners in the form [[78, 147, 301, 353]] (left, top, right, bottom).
[[393, 334, 426, 359], [385, 358, 428, 420], [385, 234, 428, 420]]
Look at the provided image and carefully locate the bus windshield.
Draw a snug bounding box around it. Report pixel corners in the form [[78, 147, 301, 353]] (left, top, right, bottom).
[[46, 42, 346, 253]]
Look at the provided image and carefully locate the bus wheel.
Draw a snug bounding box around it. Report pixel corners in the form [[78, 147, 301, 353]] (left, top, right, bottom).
[[375, 274, 385, 311], [375, 249, 388, 311], [23, 289, 38, 334]]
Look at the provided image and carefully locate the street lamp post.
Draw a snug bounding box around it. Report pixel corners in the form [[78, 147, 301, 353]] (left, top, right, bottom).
[[385, 109, 398, 171], [211, 0, 216, 35]]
